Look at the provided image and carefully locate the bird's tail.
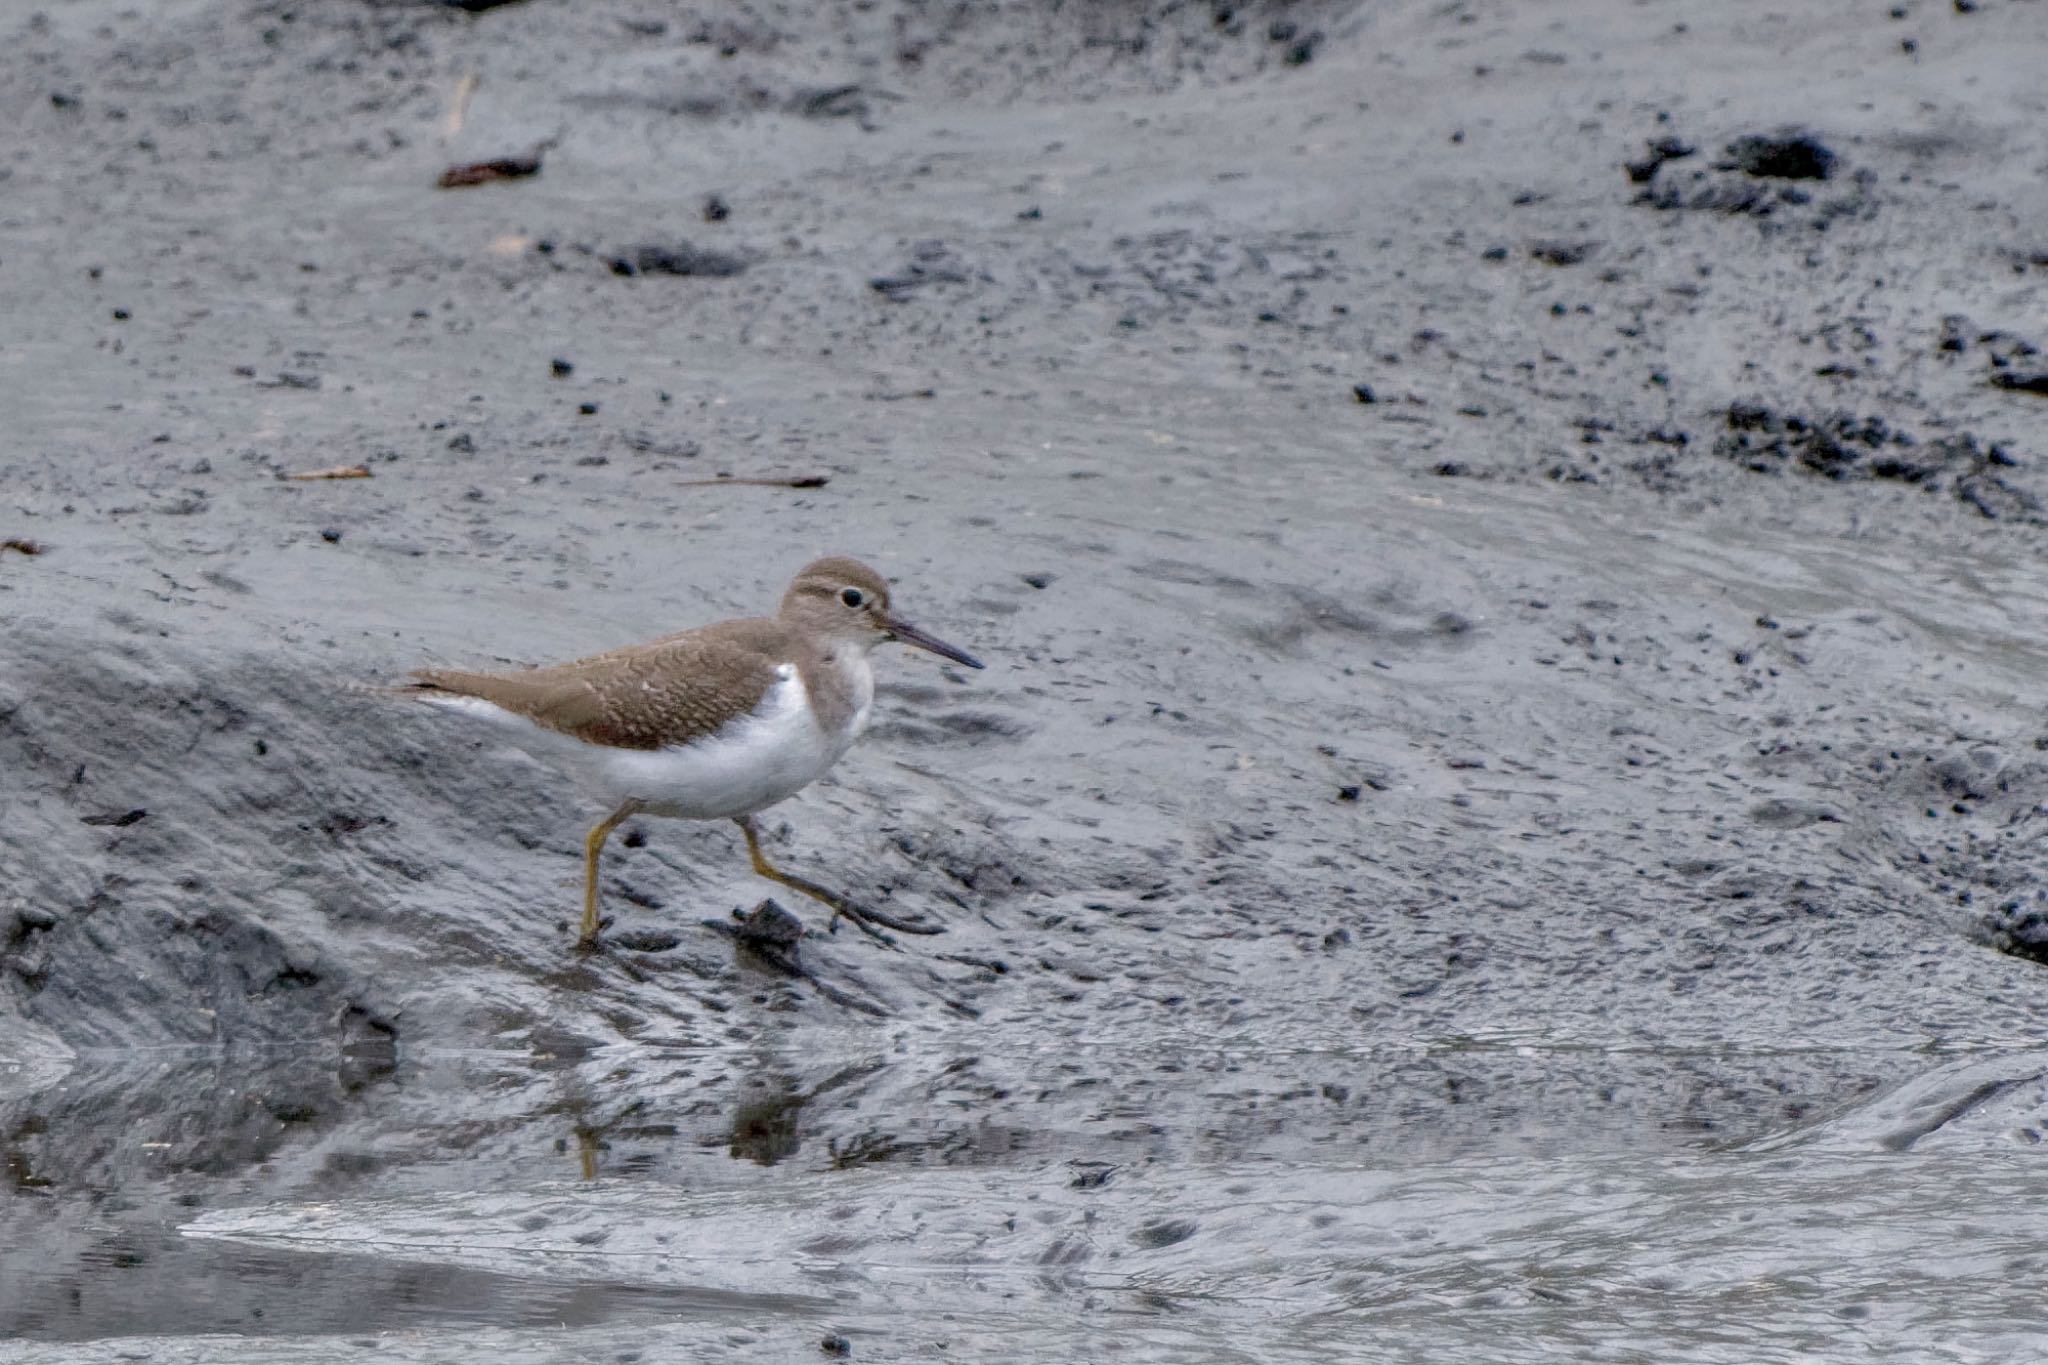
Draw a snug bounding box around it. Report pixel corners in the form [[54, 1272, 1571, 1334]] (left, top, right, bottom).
[[339, 671, 480, 703]]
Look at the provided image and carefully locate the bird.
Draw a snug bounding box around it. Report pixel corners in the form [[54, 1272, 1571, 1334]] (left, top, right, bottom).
[[394, 556, 983, 948]]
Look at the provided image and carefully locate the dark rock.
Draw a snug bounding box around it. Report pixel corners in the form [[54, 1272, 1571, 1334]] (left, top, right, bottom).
[[1530, 240, 1595, 266], [871, 241, 973, 300], [1284, 33, 1321, 65], [1715, 404, 2039, 520], [1990, 371, 2048, 396], [607, 928, 682, 953], [734, 898, 805, 952], [1984, 894, 2048, 966], [1625, 135, 1696, 183], [1722, 131, 1837, 180], [606, 244, 749, 278], [435, 154, 542, 189]]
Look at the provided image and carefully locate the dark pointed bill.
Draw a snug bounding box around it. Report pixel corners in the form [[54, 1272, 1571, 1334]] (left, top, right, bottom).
[[885, 614, 985, 669]]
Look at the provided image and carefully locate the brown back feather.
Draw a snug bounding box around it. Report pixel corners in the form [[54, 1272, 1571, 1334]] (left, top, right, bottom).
[[405, 617, 803, 751]]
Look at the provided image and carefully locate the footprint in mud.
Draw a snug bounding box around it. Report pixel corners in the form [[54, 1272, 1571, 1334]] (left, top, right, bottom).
[[867, 707, 1034, 747], [1241, 585, 1476, 655], [1128, 559, 1476, 656]]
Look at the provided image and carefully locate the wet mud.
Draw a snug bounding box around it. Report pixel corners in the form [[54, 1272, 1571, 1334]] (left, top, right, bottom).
[[4, 0, 2048, 1359]]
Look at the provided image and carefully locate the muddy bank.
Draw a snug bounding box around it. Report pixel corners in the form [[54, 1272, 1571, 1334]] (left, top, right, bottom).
[[3, 0, 2047, 1358]]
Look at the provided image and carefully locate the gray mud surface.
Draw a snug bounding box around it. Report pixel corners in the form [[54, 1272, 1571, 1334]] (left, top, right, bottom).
[[5, 1, 2048, 1360]]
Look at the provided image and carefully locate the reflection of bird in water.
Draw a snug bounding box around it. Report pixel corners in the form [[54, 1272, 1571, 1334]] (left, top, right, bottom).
[[730, 1077, 808, 1168]]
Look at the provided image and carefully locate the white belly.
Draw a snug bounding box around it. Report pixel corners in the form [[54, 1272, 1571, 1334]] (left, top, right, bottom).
[[422, 665, 861, 820]]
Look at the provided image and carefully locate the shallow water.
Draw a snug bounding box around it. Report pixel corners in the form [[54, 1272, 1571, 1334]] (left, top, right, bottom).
[[6, 1040, 2043, 1362]]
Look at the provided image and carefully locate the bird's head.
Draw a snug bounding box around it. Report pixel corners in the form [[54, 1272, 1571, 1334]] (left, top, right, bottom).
[[780, 556, 984, 669]]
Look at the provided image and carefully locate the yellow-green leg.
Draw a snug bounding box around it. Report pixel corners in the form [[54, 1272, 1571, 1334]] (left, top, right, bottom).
[[733, 814, 944, 939], [580, 800, 641, 947]]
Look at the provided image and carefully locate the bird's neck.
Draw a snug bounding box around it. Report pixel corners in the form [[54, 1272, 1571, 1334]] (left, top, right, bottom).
[[800, 643, 876, 742]]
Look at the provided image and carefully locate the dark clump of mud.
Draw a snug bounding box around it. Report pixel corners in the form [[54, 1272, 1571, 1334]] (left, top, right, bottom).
[[1631, 130, 1870, 225], [1714, 402, 2036, 520], [1979, 895, 2048, 967], [1722, 130, 1838, 181], [603, 243, 752, 278]]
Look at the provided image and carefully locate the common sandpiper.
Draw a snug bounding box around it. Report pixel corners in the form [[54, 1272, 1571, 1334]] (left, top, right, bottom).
[[397, 556, 983, 947]]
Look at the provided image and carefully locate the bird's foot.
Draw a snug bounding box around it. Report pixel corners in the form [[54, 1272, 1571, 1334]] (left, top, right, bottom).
[[573, 915, 613, 954]]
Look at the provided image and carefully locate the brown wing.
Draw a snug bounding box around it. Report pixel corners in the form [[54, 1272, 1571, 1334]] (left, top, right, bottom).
[[404, 618, 795, 751]]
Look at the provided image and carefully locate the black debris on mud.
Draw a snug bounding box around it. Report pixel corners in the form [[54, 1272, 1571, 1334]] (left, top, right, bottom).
[[1979, 894, 2048, 967], [871, 241, 979, 301], [1630, 129, 1873, 227], [1624, 134, 1697, 184], [1949, 322, 2048, 396], [1723, 131, 1838, 181], [1714, 403, 2036, 521], [602, 242, 752, 278]]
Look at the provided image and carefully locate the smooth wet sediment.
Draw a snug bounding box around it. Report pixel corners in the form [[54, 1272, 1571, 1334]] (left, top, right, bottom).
[[5, 0, 2048, 1359]]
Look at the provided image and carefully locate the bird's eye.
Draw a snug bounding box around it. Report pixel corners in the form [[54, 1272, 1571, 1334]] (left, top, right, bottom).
[[840, 587, 866, 608]]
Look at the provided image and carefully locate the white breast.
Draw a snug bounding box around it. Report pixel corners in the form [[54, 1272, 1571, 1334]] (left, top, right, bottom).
[[603, 665, 843, 819]]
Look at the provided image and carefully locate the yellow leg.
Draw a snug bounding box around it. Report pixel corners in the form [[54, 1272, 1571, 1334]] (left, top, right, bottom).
[[733, 815, 944, 938], [580, 800, 640, 947]]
